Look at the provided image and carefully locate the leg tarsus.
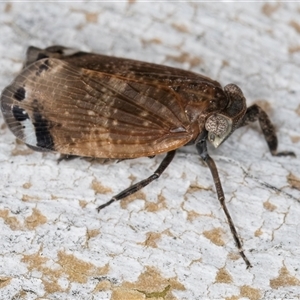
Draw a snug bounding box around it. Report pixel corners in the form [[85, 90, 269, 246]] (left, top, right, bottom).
[[272, 150, 296, 157], [57, 154, 79, 164], [97, 198, 116, 212], [96, 150, 176, 212]]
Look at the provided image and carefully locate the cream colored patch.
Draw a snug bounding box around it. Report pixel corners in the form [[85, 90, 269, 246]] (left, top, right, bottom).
[[85, 12, 98, 23], [186, 210, 201, 222], [186, 182, 210, 194], [93, 279, 111, 293], [227, 252, 241, 262], [203, 228, 225, 246], [291, 135, 300, 143], [270, 266, 300, 288], [240, 285, 261, 300], [263, 200, 277, 212], [141, 38, 162, 46], [287, 173, 300, 190], [225, 296, 239, 300], [11, 143, 35, 156], [129, 174, 137, 182], [120, 190, 146, 209], [91, 179, 113, 194], [289, 45, 300, 54], [57, 251, 109, 284], [0, 277, 12, 288], [224, 286, 262, 300], [22, 248, 62, 294], [4, 2, 11, 12], [166, 52, 202, 68], [108, 77, 128, 93], [22, 182, 32, 189], [215, 267, 232, 284], [141, 230, 173, 248], [21, 248, 109, 294], [261, 3, 280, 16], [145, 192, 167, 212], [112, 288, 144, 300], [290, 20, 300, 34], [22, 194, 40, 202], [139, 111, 148, 117], [171, 22, 189, 33], [254, 227, 263, 237], [25, 208, 47, 230], [142, 232, 161, 248], [111, 266, 185, 300], [87, 110, 96, 116], [0, 209, 22, 230], [79, 200, 89, 208], [87, 228, 100, 239]]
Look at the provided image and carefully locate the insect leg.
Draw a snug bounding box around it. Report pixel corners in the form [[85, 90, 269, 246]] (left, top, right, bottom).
[[97, 150, 176, 212], [57, 154, 80, 163], [238, 104, 295, 157], [196, 136, 252, 268]]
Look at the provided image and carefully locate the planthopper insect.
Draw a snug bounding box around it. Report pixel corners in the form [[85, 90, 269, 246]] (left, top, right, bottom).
[[1, 46, 295, 268]]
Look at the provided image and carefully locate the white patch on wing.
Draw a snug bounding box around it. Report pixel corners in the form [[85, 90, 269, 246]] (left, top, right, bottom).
[[62, 48, 81, 56], [170, 126, 186, 133], [21, 118, 38, 146]]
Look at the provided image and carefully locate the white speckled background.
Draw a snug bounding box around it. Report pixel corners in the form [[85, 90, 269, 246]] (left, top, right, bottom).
[[0, 2, 300, 300]]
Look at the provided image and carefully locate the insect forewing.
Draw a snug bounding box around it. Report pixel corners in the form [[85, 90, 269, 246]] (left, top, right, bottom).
[[1, 47, 228, 158], [1, 59, 196, 158]]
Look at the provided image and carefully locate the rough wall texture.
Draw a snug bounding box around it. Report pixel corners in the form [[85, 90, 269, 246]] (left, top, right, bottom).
[[0, 2, 300, 299]]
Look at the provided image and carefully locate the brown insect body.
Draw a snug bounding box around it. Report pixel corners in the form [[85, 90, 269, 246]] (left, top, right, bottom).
[[2, 46, 236, 159], [1, 46, 295, 268]]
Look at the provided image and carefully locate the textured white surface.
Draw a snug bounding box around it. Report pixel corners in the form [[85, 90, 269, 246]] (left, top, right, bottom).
[[0, 2, 300, 300]]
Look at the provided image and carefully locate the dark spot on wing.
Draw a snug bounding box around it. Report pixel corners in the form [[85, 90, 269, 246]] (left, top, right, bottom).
[[37, 53, 49, 60], [13, 87, 26, 101], [36, 59, 50, 76], [12, 105, 29, 121], [45, 46, 64, 54], [32, 98, 43, 110], [66, 52, 89, 59], [32, 99, 54, 150]]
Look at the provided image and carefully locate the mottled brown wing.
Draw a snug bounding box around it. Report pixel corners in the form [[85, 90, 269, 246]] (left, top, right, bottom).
[[1, 58, 198, 158], [25, 46, 222, 86]]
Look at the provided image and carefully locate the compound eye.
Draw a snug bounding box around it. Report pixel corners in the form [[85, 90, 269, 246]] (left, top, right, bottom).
[[205, 114, 229, 135], [205, 114, 232, 148]]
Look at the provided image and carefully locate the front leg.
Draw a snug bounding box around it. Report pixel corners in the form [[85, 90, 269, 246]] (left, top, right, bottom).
[[238, 104, 295, 157], [196, 135, 252, 268]]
